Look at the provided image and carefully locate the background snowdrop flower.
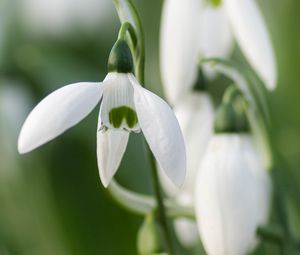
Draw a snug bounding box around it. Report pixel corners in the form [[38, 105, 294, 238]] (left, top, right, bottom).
[[223, 0, 277, 90], [160, 91, 214, 195], [196, 134, 271, 255], [195, 91, 271, 255], [18, 39, 186, 188], [160, 0, 277, 97], [159, 79, 214, 247], [160, 0, 201, 104], [201, 0, 276, 89]]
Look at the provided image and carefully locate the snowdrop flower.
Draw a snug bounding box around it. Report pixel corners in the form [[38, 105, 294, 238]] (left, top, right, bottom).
[[195, 93, 271, 255], [160, 0, 277, 103], [159, 73, 214, 247], [18, 40, 186, 188]]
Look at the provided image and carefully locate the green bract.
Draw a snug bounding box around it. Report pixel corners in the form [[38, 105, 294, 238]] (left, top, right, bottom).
[[214, 86, 249, 133]]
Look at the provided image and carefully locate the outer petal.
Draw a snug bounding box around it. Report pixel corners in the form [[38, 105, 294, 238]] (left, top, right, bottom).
[[96, 128, 129, 188], [18, 82, 103, 154], [196, 134, 271, 255], [160, 0, 201, 104], [159, 92, 214, 196], [199, 5, 233, 59], [129, 74, 186, 187], [224, 0, 277, 90]]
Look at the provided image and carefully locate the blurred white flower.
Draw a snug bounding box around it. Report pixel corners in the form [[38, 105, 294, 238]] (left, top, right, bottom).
[[160, 0, 277, 103], [21, 0, 114, 36], [18, 40, 186, 188], [223, 0, 277, 90], [159, 92, 214, 247], [196, 134, 271, 255], [160, 0, 201, 104]]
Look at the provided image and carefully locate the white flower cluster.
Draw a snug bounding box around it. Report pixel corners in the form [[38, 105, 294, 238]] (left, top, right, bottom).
[[16, 0, 276, 253], [160, 0, 274, 254]]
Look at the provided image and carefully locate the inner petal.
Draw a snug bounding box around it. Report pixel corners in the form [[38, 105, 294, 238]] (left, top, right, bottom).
[[100, 73, 140, 132]]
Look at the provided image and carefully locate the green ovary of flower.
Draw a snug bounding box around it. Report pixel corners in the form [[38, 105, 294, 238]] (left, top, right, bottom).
[[109, 106, 138, 129], [210, 0, 222, 7]]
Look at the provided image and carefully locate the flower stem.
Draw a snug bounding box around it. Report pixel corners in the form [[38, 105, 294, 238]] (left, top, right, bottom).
[[117, 21, 137, 47], [112, 1, 174, 252], [146, 143, 174, 255]]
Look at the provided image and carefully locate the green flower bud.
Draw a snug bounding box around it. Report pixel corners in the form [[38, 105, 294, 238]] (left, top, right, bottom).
[[137, 214, 166, 255], [107, 39, 134, 73], [214, 85, 249, 133]]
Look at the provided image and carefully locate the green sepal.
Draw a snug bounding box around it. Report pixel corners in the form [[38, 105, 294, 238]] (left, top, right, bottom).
[[137, 213, 166, 255], [108, 39, 134, 73], [109, 106, 138, 129]]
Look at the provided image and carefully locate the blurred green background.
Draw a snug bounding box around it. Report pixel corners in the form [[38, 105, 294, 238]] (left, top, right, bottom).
[[0, 0, 300, 254]]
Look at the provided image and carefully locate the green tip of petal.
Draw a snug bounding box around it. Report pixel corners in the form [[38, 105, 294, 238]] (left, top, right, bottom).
[[109, 106, 138, 129]]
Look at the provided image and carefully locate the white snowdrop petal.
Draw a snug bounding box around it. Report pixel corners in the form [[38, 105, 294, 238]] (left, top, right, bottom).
[[224, 0, 277, 90], [196, 135, 271, 255], [159, 92, 214, 196], [129, 75, 186, 187], [199, 4, 234, 79], [160, 0, 201, 104], [18, 82, 103, 154], [96, 128, 129, 188], [199, 5, 233, 59]]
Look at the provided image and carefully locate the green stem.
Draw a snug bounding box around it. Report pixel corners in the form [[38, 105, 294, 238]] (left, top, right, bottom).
[[117, 21, 137, 47], [126, 0, 145, 84], [146, 144, 174, 255], [257, 226, 284, 244]]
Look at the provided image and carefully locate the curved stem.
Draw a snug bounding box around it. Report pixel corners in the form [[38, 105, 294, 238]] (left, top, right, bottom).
[[117, 21, 138, 47], [126, 0, 145, 83], [112, 0, 145, 84], [146, 144, 174, 254], [108, 179, 195, 220], [108, 179, 155, 215]]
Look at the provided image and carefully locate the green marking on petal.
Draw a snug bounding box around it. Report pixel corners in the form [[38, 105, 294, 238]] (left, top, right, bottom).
[[109, 106, 138, 129]]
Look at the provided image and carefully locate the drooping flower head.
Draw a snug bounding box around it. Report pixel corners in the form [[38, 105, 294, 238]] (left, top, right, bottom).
[[195, 87, 271, 255], [160, 0, 277, 104], [18, 39, 186, 188]]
